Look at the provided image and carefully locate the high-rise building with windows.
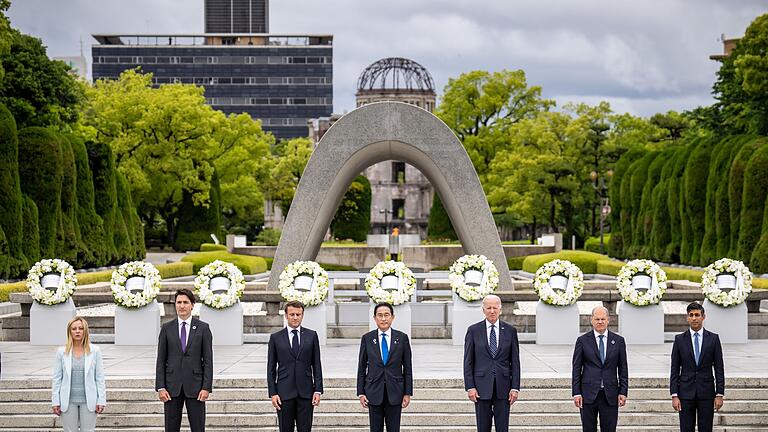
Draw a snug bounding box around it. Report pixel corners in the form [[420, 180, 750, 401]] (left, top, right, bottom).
[[91, 1, 332, 140], [205, 0, 269, 33]]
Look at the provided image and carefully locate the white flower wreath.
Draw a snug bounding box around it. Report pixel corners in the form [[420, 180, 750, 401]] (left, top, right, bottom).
[[111, 261, 162, 308], [365, 261, 416, 306], [27, 259, 77, 305], [533, 259, 584, 306], [278, 261, 329, 307], [701, 258, 752, 307], [616, 259, 667, 306], [449, 255, 499, 302], [194, 260, 246, 309]]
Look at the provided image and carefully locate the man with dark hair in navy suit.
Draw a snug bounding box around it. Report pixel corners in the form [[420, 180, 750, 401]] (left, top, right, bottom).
[[267, 300, 324, 432], [357, 302, 413, 432], [572, 306, 628, 432], [670, 302, 725, 432], [463, 294, 521, 432]]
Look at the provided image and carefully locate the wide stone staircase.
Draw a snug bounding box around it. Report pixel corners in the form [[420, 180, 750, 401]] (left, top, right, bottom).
[[1, 377, 766, 431]]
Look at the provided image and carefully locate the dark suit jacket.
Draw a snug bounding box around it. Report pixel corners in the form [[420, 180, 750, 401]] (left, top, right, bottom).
[[670, 329, 725, 400], [155, 317, 214, 398], [267, 326, 324, 400], [463, 320, 521, 399], [356, 329, 413, 406], [571, 330, 629, 405]]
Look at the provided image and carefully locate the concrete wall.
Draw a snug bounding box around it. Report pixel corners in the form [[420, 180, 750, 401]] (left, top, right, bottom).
[[232, 245, 386, 269]]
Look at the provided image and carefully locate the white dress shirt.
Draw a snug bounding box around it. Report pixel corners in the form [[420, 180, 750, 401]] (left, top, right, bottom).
[[378, 328, 392, 359], [178, 317, 192, 349], [287, 325, 302, 349], [594, 330, 608, 358], [485, 320, 499, 349]]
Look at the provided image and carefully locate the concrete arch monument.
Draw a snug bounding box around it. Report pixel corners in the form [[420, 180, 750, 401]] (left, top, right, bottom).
[[268, 101, 512, 291]]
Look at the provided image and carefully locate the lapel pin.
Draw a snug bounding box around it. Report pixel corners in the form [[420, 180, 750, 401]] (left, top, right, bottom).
[[192, 326, 197, 330], [611, 340, 615, 345], [394, 339, 399, 344]]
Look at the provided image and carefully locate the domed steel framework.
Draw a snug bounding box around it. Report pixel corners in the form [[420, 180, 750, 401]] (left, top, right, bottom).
[[356, 57, 435, 92]]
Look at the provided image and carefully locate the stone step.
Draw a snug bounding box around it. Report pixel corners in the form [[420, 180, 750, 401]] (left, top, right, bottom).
[[1, 412, 766, 428], [3, 399, 767, 415], [4, 387, 768, 402], [0, 428, 762, 432]]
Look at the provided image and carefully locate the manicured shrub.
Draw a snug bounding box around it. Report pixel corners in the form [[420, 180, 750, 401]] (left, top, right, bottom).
[[608, 148, 645, 259], [715, 136, 754, 258], [682, 137, 714, 264], [0, 280, 26, 302], [18, 127, 62, 259], [331, 175, 371, 242], [666, 147, 692, 262], [255, 228, 282, 246], [427, 192, 458, 240], [507, 255, 527, 271], [625, 152, 656, 257], [181, 251, 267, 274], [584, 234, 611, 254], [727, 137, 764, 257], [174, 171, 223, 252], [87, 140, 119, 264], [737, 144, 768, 262], [649, 148, 681, 261], [0, 104, 27, 278], [521, 250, 606, 275], [700, 137, 736, 265], [635, 152, 664, 257], [200, 243, 227, 251], [55, 133, 81, 264], [21, 194, 40, 264], [68, 133, 107, 267], [116, 173, 145, 260], [615, 151, 644, 258]]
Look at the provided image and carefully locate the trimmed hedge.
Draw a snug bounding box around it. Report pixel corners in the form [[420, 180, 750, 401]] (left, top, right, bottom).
[[683, 138, 714, 264], [608, 148, 645, 258], [200, 243, 227, 251], [21, 194, 40, 264], [635, 152, 665, 257], [737, 143, 768, 263], [56, 133, 81, 264], [0, 104, 27, 278], [87, 140, 119, 264], [521, 250, 607, 275], [727, 138, 763, 257], [174, 171, 223, 252], [584, 234, 611, 254], [181, 251, 267, 274], [18, 127, 63, 259], [116, 173, 145, 260], [507, 255, 527, 271], [427, 192, 458, 240], [69, 133, 107, 267]]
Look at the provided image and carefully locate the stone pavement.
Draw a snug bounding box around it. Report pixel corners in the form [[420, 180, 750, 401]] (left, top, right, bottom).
[[3, 339, 768, 380]]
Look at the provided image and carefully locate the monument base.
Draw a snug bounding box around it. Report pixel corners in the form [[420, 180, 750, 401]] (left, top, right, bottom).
[[301, 302, 328, 346], [114, 301, 161, 345], [30, 299, 76, 345], [370, 302, 411, 336], [617, 301, 663, 344], [452, 293, 483, 345], [199, 302, 244, 346], [536, 301, 580, 345], [703, 299, 748, 344]]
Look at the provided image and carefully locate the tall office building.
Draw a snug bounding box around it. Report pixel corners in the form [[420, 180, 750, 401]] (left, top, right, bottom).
[[91, 2, 332, 140], [205, 0, 269, 33]]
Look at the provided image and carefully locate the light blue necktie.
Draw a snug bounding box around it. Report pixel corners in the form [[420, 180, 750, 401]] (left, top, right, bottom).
[[694, 332, 700, 366], [381, 333, 389, 364], [598, 334, 605, 365], [489, 325, 498, 357]]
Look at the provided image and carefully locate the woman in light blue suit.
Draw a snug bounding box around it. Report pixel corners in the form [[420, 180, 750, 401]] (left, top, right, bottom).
[[51, 316, 106, 432]]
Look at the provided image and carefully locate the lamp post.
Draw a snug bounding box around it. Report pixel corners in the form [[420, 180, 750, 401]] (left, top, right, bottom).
[[590, 170, 613, 254], [379, 208, 394, 235]]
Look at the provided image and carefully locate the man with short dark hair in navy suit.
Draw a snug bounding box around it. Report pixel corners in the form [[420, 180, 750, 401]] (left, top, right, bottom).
[[670, 302, 725, 432], [572, 306, 628, 432], [267, 300, 324, 432], [357, 302, 413, 432], [463, 294, 521, 432]]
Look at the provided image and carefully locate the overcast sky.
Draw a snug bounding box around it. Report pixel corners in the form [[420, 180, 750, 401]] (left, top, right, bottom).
[[7, 1, 766, 117]]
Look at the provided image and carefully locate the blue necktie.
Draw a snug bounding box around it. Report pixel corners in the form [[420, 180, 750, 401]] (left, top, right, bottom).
[[694, 332, 700, 366], [599, 334, 605, 365], [489, 325, 498, 357], [381, 333, 389, 364]]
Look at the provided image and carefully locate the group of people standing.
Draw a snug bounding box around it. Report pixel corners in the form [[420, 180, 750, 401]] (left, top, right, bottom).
[[50, 290, 725, 432]]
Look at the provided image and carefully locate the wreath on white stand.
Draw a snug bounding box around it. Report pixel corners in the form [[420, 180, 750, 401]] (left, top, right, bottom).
[[533, 259, 584, 306], [365, 261, 416, 305], [194, 260, 246, 309], [616, 259, 667, 306], [449, 255, 499, 302], [27, 259, 77, 305], [111, 261, 162, 308], [701, 258, 752, 307], [278, 261, 329, 307]]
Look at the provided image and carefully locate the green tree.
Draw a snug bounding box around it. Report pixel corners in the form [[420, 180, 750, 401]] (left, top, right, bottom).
[[263, 137, 314, 215], [727, 137, 764, 257], [0, 103, 26, 277], [68, 133, 107, 266], [174, 170, 223, 252], [608, 148, 645, 258], [435, 69, 554, 182], [21, 194, 40, 264], [0, 30, 83, 128], [0, 0, 11, 82], [737, 144, 768, 262], [331, 175, 371, 242], [427, 193, 457, 241], [55, 133, 81, 264], [87, 140, 119, 264]]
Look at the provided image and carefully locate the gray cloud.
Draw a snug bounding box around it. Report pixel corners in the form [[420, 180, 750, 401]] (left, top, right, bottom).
[[8, 0, 766, 117]]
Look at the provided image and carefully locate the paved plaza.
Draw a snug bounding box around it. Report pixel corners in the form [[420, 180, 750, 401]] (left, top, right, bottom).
[[3, 339, 768, 381]]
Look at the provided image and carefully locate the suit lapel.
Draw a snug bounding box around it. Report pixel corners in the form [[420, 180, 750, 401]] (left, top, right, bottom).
[[479, 321, 492, 357], [286, 328, 297, 358], [297, 328, 309, 359], [372, 331, 384, 364], [64, 351, 72, 376], [186, 318, 199, 352], [683, 330, 697, 365], [84, 347, 92, 374], [700, 329, 711, 365], [388, 330, 400, 361]]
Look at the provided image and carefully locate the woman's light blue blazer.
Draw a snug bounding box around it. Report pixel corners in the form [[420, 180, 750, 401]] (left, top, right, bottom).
[[51, 344, 107, 412]]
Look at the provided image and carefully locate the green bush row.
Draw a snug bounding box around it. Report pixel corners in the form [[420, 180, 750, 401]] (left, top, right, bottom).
[[200, 243, 227, 252], [181, 251, 267, 274]]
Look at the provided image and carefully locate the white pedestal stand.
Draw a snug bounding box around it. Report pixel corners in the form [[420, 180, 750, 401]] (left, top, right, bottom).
[[617, 301, 664, 344], [114, 300, 161, 345], [452, 293, 483, 345], [30, 298, 76, 345], [199, 302, 244, 346], [535, 300, 580, 345], [702, 299, 748, 344]]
